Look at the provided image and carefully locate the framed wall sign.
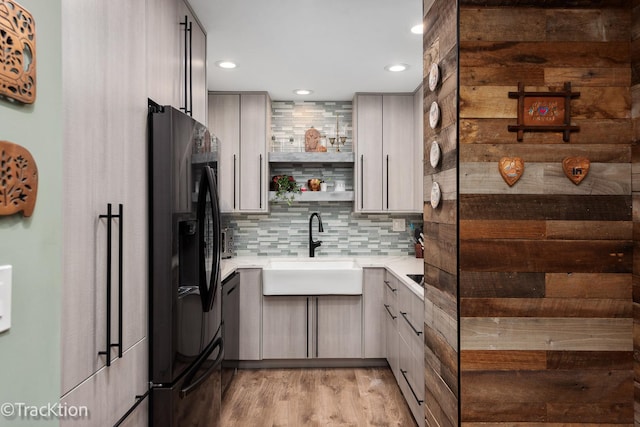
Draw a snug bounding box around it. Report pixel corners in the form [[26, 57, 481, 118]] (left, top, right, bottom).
[[508, 82, 579, 142]]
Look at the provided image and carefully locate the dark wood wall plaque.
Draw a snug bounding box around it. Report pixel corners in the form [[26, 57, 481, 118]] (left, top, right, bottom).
[[0, 140, 38, 217], [508, 82, 579, 142], [0, 0, 36, 104]]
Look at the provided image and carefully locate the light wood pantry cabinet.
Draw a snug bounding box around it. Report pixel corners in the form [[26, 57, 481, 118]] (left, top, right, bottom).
[[353, 93, 422, 213], [61, 0, 148, 424], [178, 0, 207, 125], [208, 92, 270, 212], [262, 295, 363, 359]]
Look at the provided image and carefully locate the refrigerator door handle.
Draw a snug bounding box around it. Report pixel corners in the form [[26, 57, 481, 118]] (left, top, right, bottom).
[[197, 165, 221, 312], [179, 336, 223, 399]]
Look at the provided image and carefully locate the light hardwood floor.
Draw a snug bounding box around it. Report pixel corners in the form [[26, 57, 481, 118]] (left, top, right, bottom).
[[221, 368, 417, 427]]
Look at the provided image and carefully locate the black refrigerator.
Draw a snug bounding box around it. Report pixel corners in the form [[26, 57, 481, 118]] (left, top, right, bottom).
[[148, 104, 222, 427]]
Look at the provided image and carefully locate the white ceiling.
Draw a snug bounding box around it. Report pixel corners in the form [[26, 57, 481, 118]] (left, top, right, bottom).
[[187, 0, 424, 101]]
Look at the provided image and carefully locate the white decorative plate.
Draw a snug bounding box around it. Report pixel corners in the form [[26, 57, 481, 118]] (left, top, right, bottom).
[[429, 102, 440, 129], [430, 182, 441, 209], [428, 63, 440, 91], [430, 141, 441, 168]]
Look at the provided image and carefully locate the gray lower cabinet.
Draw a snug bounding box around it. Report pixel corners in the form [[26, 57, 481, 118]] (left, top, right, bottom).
[[383, 274, 400, 379], [363, 268, 385, 358], [262, 295, 363, 359], [238, 269, 263, 360], [396, 274, 425, 427], [316, 296, 362, 358], [262, 296, 309, 359]]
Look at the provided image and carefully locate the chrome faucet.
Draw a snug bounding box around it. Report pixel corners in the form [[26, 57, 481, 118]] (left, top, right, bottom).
[[309, 212, 324, 257]]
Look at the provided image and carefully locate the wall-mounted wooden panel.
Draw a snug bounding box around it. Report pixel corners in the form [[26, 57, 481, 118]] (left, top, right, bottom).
[[459, 4, 634, 425]]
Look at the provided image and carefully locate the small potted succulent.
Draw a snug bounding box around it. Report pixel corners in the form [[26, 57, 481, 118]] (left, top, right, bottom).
[[271, 175, 301, 205]]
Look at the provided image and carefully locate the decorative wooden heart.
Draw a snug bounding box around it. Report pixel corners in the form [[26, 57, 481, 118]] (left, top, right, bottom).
[[562, 156, 590, 185], [0, 140, 38, 217], [498, 157, 524, 187]]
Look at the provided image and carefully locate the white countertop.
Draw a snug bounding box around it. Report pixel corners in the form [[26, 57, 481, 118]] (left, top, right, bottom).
[[221, 255, 424, 299]]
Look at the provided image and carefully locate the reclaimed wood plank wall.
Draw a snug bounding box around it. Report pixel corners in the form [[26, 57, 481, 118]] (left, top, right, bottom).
[[457, 1, 634, 425], [632, 1, 640, 424], [423, 0, 459, 426]]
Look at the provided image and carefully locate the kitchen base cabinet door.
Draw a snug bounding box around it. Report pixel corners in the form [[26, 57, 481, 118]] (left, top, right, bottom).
[[363, 268, 385, 358], [316, 296, 363, 359], [384, 297, 399, 380], [60, 338, 148, 427], [262, 296, 308, 359], [238, 269, 262, 360]]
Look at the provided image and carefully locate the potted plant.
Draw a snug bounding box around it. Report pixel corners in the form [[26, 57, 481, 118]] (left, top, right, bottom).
[[271, 175, 301, 205]]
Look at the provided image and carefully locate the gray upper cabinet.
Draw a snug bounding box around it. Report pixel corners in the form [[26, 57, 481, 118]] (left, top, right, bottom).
[[209, 92, 270, 213], [147, 0, 207, 125], [354, 93, 423, 213], [178, 0, 207, 125]]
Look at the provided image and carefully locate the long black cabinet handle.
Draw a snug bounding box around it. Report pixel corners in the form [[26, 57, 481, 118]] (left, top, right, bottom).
[[384, 280, 396, 293], [180, 15, 188, 114], [259, 154, 263, 209], [188, 21, 193, 116], [386, 155, 389, 210], [384, 304, 397, 320], [233, 154, 237, 209], [400, 311, 422, 336], [98, 203, 123, 366], [360, 154, 364, 209], [113, 388, 150, 427], [400, 369, 424, 405]]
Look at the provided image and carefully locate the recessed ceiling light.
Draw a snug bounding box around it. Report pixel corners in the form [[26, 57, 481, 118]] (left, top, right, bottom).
[[216, 60, 237, 69], [385, 64, 409, 72], [411, 23, 424, 34], [294, 89, 313, 95]]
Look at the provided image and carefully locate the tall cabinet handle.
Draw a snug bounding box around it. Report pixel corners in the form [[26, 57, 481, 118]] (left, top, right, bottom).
[[386, 155, 389, 210], [180, 15, 188, 115], [233, 154, 237, 209], [98, 203, 123, 366], [259, 154, 263, 209], [360, 154, 364, 210], [188, 21, 193, 116]]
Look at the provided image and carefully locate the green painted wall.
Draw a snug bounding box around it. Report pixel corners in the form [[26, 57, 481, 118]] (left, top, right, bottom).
[[0, 1, 62, 426]]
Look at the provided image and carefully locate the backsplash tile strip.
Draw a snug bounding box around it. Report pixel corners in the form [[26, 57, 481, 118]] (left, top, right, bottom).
[[222, 202, 422, 257]]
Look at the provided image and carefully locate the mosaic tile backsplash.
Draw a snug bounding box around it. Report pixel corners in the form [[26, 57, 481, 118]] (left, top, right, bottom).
[[222, 202, 422, 257], [223, 100, 422, 257]]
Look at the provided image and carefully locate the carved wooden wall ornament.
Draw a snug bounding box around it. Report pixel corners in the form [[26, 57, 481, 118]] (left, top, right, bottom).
[[498, 157, 524, 187], [508, 82, 579, 142], [0, 140, 38, 217], [562, 156, 590, 185], [0, 0, 36, 104]]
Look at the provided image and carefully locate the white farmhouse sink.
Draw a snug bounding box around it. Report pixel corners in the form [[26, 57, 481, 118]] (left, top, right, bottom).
[[262, 259, 363, 295]]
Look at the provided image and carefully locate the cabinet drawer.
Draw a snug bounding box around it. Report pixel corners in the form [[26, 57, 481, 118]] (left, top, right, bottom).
[[398, 334, 424, 427]]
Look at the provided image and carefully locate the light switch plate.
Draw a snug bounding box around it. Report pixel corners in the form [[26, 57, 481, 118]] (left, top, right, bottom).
[[0, 265, 12, 333], [392, 219, 405, 232]]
